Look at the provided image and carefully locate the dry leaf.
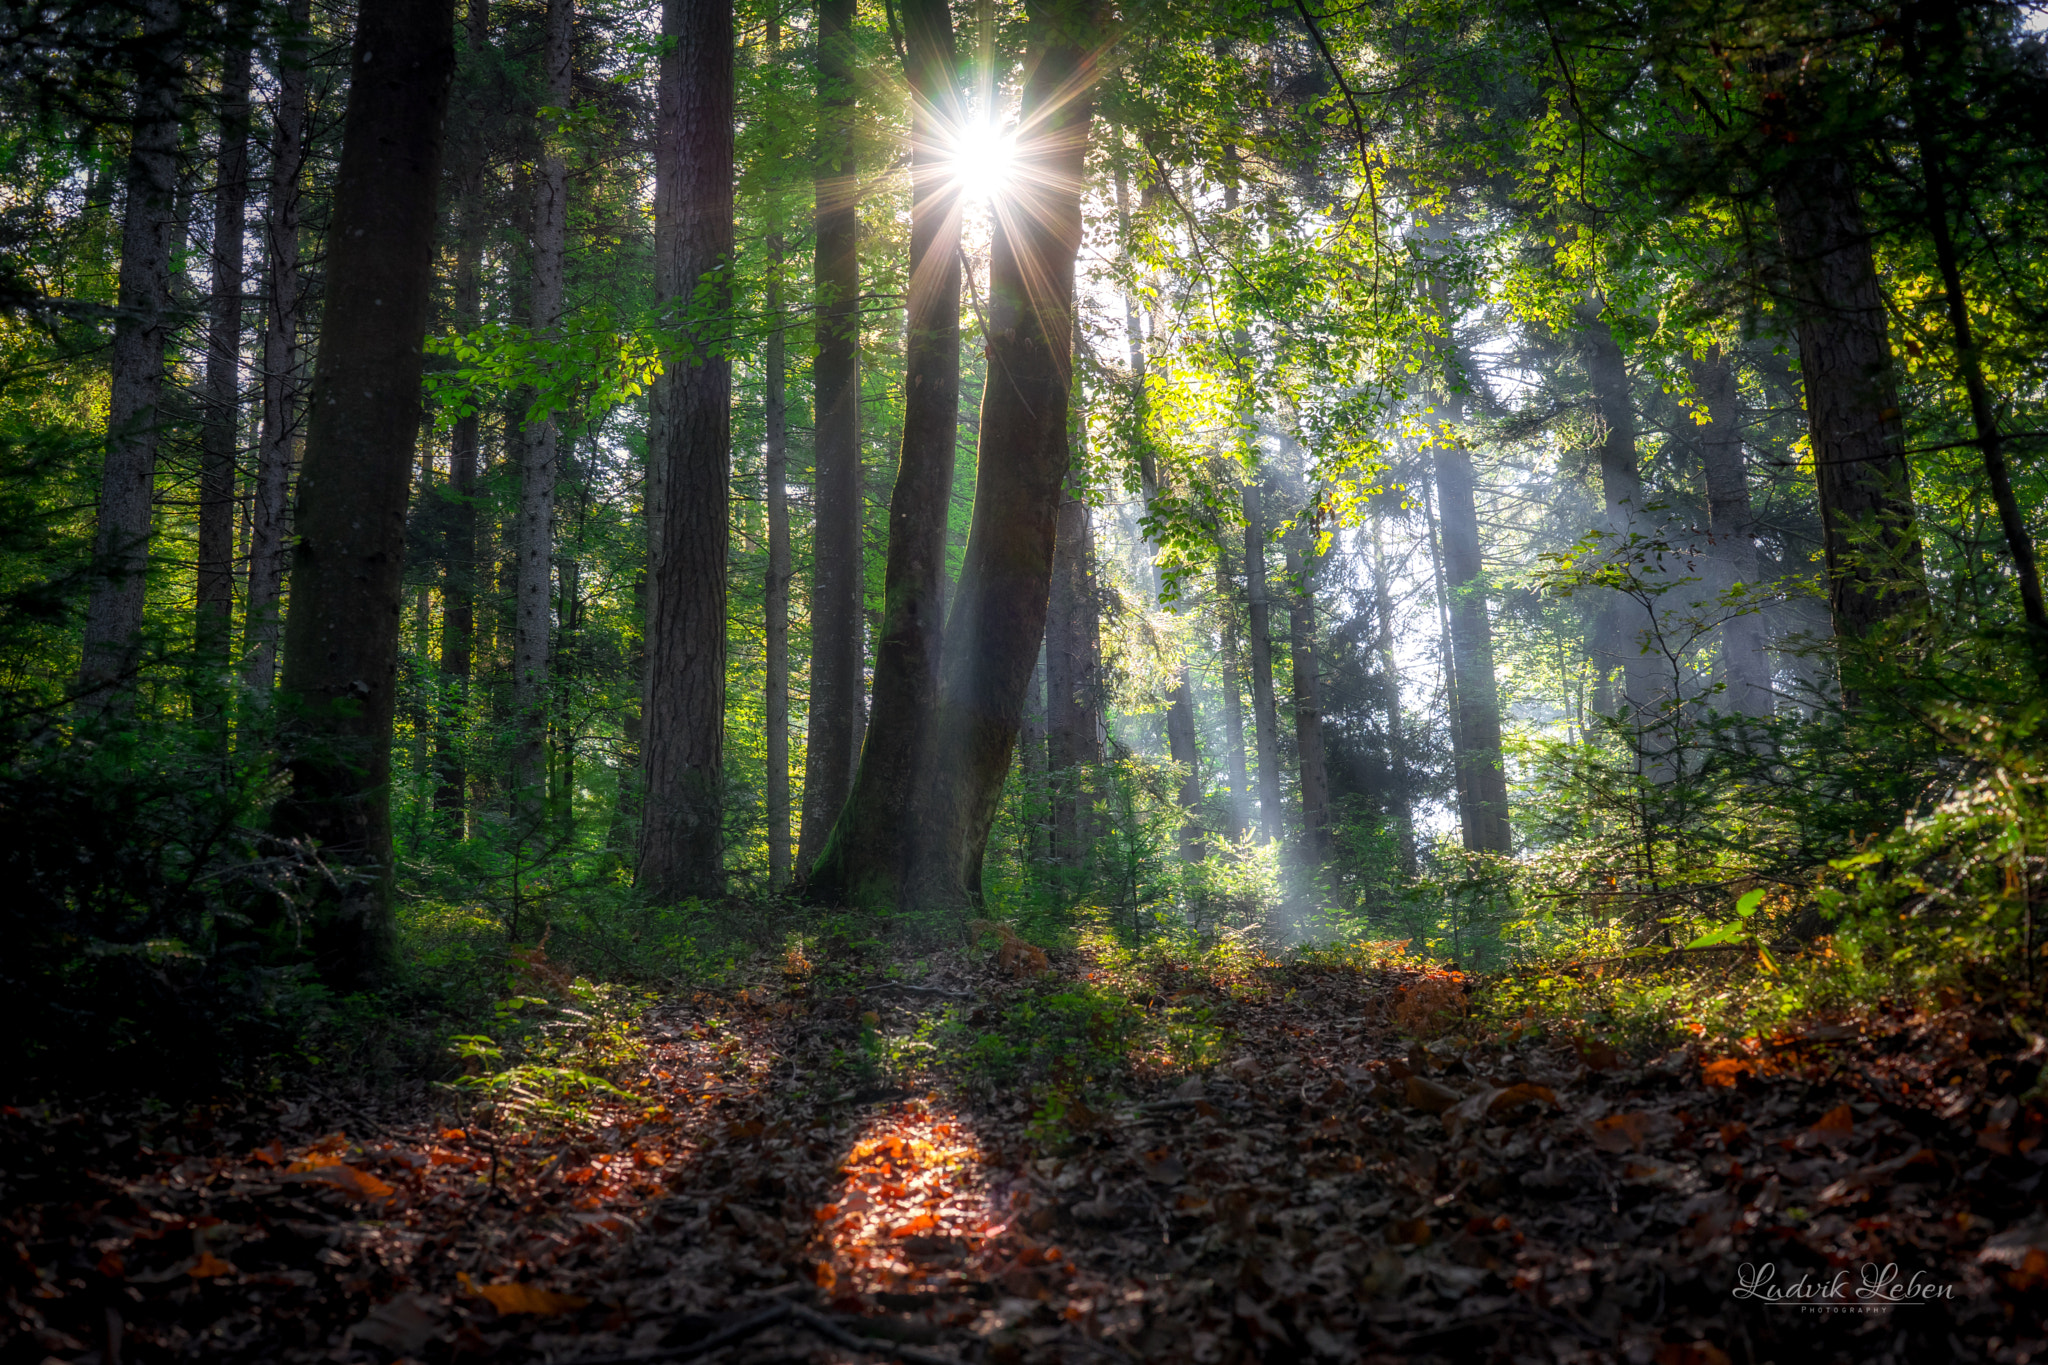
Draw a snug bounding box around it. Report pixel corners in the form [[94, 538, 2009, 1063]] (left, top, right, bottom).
[[1591, 1112, 1654, 1153], [1701, 1059, 1750, 1088], [470, 1280, 590, 1316], [186, 1251, 235, 1278], [1808, 1104, 1855, 1142], [1404, 1075, 1464, 1115]]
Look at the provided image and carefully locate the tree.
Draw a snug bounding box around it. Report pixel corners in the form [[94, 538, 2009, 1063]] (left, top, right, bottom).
[[510, 0, 572, 831], [637, 0, 734, 901], [797, 0, 863, 881], [809, 0, 964, 908], [77, 0, 182, 711], [271, 0, 455, 986], [905, 0, 1103, 911], [196, 33, 252, 678], [1685, 347, 1772, 716]]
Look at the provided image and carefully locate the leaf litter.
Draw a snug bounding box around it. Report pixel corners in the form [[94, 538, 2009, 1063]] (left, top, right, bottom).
[[3, 943, 2046, 1363]]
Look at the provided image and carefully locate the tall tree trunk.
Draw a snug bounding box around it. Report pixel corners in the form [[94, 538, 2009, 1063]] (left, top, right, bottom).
[[78, 0, 183, 710], [271, 0, 454, 987], [1021, 650, 1047, 861], [903, 0, 1100, 910], [1115, 155, 1200, 857], [797, 0, 863, 880], [197, 39, 253, 674], [1215, 550, 1249, 842], [243, 0, 308, 704], [1902, 7, 2048, 684], [1771, 156, 1927, 641], [1285, 519, 1330, 861], [765, 231, 792, 887], [1242, 477, 1283, 843], [1046, 461, 1101, 866], [1369, 512, 1417, 877], [434, 0, 489, 822], [1577, 306, 1660, 717], [808, 0, 961, 907], [511, 0, 571, 833], [1434, 438, 1511, 854], [1688, 348, 1772, 716], [637, 0, 733, 900]]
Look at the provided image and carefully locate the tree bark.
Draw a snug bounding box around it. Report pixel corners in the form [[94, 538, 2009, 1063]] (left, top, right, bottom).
[[511, 0, 571, 833], [434, 0, 490, 823], [765, 229, 792, 887], [270, 0, 454, 988], [904, 0, 1100, 910], [1285, 519, 1330, 862], [808, 0, 961, 907], [1369, 512, 1417, 877], [797, 0, 863, 880], [78, 0, 182, 711], [1433, 438, 1511, 854], [243, 0, 307, 704], [197, 38, 252, 672], [1046, 460, 1101, 865], [1771, 156, 1926, 640], [637, 0, 733, 901], [1577, 306, 1661, 716], [1021, 650, 1047, 861], [1687, 348, 1773, 716], [1241, 477, 1283, 844]]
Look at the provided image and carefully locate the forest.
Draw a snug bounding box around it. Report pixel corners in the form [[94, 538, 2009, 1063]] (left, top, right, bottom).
[[2, 0, 2047, 1360]]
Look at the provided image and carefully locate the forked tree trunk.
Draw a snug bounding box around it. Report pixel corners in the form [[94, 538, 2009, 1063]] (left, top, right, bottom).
[[1772, 156, 1927, 641], [243, 0, 307, 703], [903, 0, 1101, 910], [434, 0, 490, 822], [797, 0, 863, 880], [511, 0, 571, 833], [637, 0, 733, 900], [78, 0, 182, 710], [271, 0, 454, 987], [807, 0, 961, 907], [1687, 348, 1773, 716], [197, 39, 252, 674], [1242, 477, 1283, 843]]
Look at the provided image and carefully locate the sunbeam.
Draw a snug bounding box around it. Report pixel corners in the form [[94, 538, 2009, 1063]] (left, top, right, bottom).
[[944, 117, 1017, 204]]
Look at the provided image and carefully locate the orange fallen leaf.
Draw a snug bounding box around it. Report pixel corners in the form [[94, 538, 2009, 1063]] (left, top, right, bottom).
[[469, 1280, 590, 1316], [1404, 1075, 1464, 1114], [285, 1163, 395, 1200], [1810, 1104, 1855, 1140], [438, 1128, 466, 1142], [1592, 1113, 1653, 1153], [892, 1213, 939, 1236], [249, 1140, 285, 1166], [188, 1251, 236, 1279], [561, 1166, 597, 1185], [1701, 1059, 1750, 1088], [1389, 1217, 1431, 1246]]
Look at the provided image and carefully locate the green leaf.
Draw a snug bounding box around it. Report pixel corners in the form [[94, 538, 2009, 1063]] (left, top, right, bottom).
[[1685, 923, 1746, 949], [1735, 889, 1765, 919]]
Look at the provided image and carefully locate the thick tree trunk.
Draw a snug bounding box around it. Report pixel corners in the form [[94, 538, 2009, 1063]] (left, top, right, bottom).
[[243, 0, 307, 703], [1772, 157, 1926, 640], [797, 0, 863, 880], [434, 1, 488, 822], [270, 0, 454, 987], [197, 40, 252, 672], [1433, 439, 1511, 854], [808, 0, 961, 907], [1577, 307, 1661, 717], [1285, 522, 1330, 861], [1687, 348, 1772, 716], [511, 0, 571, 833], [1215, 550, 1249, 841], [637, 0, 733, 901], [1369, 513, 1417, 877], [903, 0, 1100, 910], [78, 0, 182, 710], [1242, 478, 1283, 843]]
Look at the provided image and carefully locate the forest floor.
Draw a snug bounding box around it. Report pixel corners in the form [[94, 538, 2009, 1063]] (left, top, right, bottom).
[[5, 940, 2048, 1365]]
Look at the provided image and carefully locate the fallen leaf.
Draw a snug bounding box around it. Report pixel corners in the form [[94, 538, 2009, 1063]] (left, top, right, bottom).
[[349, 1293, 444, 1352], [1140, 1148, 1185, 1184], [471, 1281, 590, 1316], [1591, 1112, 1654, 1153], [1405, 1075, 1464, 1115], [1701, 1059, 1750, 1088], [1808, 1104, 1855, 1142], [187, 1251, 236, 1278], [1388, 1216, 1431, 1246], [283, 1163, 394, 1201]]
